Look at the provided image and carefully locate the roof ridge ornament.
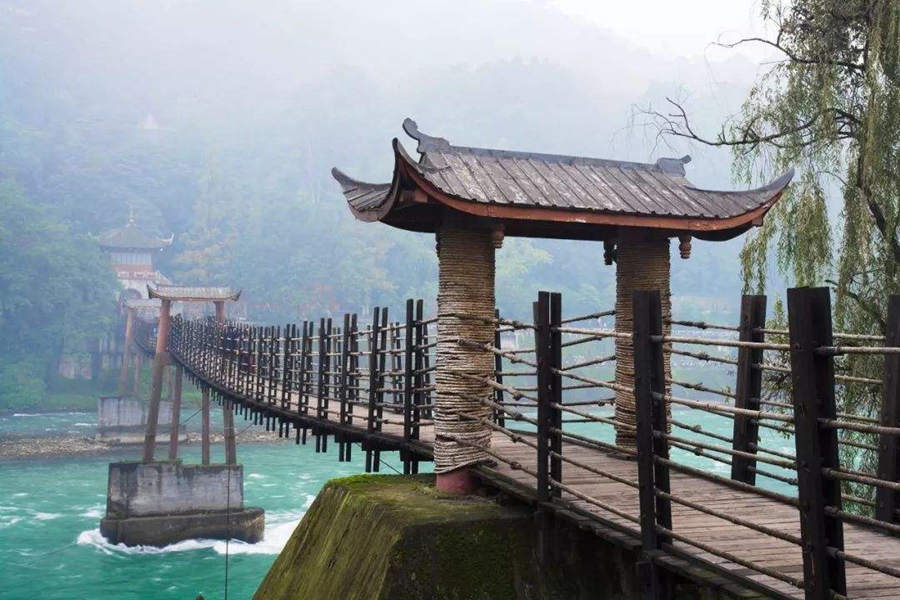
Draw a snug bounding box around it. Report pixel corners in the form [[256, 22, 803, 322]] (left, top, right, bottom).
[[402, 118, 451, 153], [654, 155, 691, 176]]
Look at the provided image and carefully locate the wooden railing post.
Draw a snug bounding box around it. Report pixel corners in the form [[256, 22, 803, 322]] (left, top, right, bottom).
[[339, 313, 351, 462], [403, 299, 415, 474], [787, 286, 846, 600], [413, 300, 425, 448], [731, 294, 767, 484], [549, 292, 562, 498], [366, 307, 381, 472], [633, 290, 672, 600], [493, 309, 506, 427], [534, 291, 552, 501], [877, 295, 900, 523], [298, 321, 309, 418]]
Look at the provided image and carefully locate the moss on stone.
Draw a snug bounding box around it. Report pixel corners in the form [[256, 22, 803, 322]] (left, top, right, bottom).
[[254, 474, 766, 600]]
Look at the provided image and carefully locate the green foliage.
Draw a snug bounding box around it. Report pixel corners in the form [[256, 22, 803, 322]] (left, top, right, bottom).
[[722, 0, 899, 510], [0, 180, 118, 408]]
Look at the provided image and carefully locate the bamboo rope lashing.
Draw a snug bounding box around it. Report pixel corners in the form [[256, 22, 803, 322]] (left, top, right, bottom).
[[659, 334, 790, 351], [654, 455, 800, 507], [658, 393, 794, 422], [443, 312, 535, 330], [817, 345, 900, 355], [670, 348, 738, 366], [668, 442, 798, 486], [559, 309, 615, 324], [554, 326, 632, 339], [759, 327, 886, 342], [433, 227, 495, 474], [549, 478, 641, 525], [825, 505, 900, 535], [759, 360, 881, 386], [658, 431, 796, 469], [614, 238, 671, 450], [655, 525, 805, 589], [559, 355, 615, 371], [822, 467, 900, 491], [441, 432, 539, 479], [668, 378, 736, 399], [456, 372, 539, 403], [457, 338, 539, 368], [456, 392, 539, 426], [829, 547, 900, 580], [655, 490, 803, 546], [552, 368, 631, 394], [819, 418, 900, 436], [548, 450, 638, 488], [666, 319, 740, 332], [549, 402, 635, 431], [670, 419, 733, 444], [550, 427, 637, 457]]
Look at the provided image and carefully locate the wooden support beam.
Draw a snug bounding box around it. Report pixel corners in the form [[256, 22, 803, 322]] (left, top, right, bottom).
[[142, 299, 172, 462], [731, 294, 767, 484], [787, 286, 846, 600], [167, 366, 183, 460]]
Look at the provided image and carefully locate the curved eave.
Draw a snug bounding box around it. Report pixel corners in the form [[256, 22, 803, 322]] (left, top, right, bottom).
[[147, 284, 242, 302], [395, 143, 792, 237], [333, 140, 793, 240]]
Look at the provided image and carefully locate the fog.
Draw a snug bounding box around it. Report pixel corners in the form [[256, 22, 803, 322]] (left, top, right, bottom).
[[0, 0, 779, 321]]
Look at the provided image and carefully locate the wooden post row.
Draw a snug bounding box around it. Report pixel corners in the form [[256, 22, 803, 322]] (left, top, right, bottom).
[[786, 287, 846, 600]]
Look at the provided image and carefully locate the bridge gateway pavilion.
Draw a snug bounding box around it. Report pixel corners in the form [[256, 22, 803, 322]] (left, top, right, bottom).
[[333, 118, 792, 492]]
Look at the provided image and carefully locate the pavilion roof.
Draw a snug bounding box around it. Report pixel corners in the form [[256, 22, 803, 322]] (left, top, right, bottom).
[[147, 284, 241, 302], [97, 216, 173, 251], [332, 118, 793, 241]]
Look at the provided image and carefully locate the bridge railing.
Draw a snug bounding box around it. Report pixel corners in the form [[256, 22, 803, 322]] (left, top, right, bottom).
[[168, 301, 438, 474], [160, 288, 900, 600]]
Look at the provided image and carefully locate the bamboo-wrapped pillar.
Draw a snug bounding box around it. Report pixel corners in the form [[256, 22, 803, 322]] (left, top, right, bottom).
[[118, 307, 134, 396], [614, 235, 672, 451], [142, 299, 172, 462], [434, 224, 499, 493]]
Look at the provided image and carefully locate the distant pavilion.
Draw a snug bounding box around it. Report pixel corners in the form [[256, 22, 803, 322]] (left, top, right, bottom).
[[97, 212, 173, 300], [333, 118, 792, 491]]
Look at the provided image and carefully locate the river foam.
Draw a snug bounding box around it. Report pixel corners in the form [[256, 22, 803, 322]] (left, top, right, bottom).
[[76, 507, 308, 556]]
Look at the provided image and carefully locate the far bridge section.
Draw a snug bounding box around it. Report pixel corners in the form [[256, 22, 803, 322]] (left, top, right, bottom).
[[100, 284, 264, 547]]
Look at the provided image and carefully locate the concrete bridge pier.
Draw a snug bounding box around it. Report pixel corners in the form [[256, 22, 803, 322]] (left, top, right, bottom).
[[101, 285, 262, 547]]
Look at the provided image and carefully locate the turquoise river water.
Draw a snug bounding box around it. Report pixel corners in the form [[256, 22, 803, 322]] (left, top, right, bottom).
[[0, 408, 795, 599]]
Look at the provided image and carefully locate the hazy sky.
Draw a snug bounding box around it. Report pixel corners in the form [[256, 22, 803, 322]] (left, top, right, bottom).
[[555, 0, 775, 59]]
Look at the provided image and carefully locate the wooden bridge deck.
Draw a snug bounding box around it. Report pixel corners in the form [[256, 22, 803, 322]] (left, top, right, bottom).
[[193, 374, 900, 600]]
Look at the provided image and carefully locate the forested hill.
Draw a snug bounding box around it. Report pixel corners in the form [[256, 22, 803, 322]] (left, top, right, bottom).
[[0, 1, 770, 403]]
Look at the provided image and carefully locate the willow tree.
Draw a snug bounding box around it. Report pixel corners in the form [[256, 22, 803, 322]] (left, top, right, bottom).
[[649, 0, 898, 504]]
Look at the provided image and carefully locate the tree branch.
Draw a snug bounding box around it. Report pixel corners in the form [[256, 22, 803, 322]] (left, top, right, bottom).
[[715, 37, 864, 72]]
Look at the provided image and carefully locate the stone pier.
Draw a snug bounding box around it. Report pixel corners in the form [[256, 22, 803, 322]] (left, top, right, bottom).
[[100, 461, 263, 546]]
